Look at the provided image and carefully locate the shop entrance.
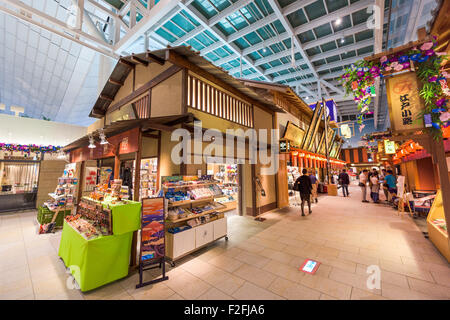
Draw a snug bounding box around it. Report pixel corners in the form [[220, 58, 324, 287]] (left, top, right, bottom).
[[206, 160, 242, 216]]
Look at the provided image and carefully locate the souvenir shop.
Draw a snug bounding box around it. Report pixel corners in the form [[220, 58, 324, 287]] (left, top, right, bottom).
[[51, 46, 293, 291]]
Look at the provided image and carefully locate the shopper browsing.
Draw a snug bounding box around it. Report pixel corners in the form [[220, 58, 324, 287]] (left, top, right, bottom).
[[309, 170, 318, 203], [379, 168, 389, 202], [294, 169, 312, 216], [359, 169, 369, 203], [384, 170, 397, 201], [338, 169, 350, 197], [370, 171, 380, 203]]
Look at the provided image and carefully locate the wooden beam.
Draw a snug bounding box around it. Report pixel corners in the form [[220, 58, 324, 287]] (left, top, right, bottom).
[[108, 78, 124, 86], [107, 65, 182, 115], [119, 58, 135, 68], [131, 54, 149, 66], [146, 51, 165, 65], [100, 94, 114, 102]]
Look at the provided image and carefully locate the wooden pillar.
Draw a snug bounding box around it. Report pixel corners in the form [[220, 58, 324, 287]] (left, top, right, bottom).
[[77, 161, 86, 203], [432, 138, 450, 246], [114, 149, 120, 180], [130, 130, 142, 268]]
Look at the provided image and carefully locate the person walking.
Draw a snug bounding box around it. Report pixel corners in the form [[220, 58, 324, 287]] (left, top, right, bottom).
[[338, 169, 350, 197], [294, 169, 312, 216], [359, 169, 369, 203], [309, 170, 318, 203], [370, 171, 380, 203]]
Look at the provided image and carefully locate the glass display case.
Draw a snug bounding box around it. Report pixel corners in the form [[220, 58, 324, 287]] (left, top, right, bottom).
[[0, 159, 40, 212]]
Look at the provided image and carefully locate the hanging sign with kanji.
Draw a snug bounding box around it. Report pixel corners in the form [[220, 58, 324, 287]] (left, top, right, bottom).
[[386, 72, 425, 132]]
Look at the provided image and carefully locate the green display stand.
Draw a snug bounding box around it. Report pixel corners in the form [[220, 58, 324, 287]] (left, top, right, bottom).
[[37, 206, 71, 227], [58, 199, 141, 292]]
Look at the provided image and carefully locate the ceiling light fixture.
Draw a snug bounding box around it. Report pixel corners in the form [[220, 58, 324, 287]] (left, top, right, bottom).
[[88, 134, 96, 148], [340, 37, 345, 44], [335, 18, 342, 26]]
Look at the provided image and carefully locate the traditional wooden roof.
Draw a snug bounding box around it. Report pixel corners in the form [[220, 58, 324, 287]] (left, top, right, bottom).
[[90, 46, 284, 118], [238, 78, 313, 117]]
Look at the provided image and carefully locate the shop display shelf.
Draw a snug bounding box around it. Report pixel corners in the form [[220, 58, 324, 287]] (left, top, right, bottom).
[[162, 181, 218, 191], [166, 209, 217, 224], [168, 196, 214, 207]]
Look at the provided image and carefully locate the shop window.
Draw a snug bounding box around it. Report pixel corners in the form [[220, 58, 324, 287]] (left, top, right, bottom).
[[187, 74, 253, 127]]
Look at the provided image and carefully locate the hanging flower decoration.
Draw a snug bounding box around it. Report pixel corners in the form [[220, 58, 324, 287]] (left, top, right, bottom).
[[340, 36, 449, 139], [0, 143, 62, 153]]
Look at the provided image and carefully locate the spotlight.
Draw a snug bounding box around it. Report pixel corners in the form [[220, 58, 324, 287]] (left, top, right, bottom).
[[88, 134, 96, 148], [99, 129, 108, 145], [262, 46, 267, 53], [335, 18, 342, 26], [340, 37, 345, 44]]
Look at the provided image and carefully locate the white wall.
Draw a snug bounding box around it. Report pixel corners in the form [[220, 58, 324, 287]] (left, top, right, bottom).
[[0, 114, 87, 146]]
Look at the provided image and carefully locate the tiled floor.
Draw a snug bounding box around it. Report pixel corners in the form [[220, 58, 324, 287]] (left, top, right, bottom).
[[1, 185, 449, 300]]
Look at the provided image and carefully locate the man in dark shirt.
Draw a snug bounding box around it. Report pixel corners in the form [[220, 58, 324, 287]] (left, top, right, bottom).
[[294, 169, 312, 216], [338, 169, 350, 197]]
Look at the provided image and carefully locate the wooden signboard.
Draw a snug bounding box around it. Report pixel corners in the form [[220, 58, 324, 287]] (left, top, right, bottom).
[[282, 121, 305, 148], [386, 71, 425, 132], [301, 102, 321, 149], [136, 197, 168, 288]]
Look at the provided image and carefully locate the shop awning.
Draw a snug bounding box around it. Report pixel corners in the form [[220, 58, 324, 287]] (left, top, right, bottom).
[[62, 113, 198, 152]]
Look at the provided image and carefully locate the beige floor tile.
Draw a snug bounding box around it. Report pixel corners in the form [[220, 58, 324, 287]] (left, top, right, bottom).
[[259, 247, 295, 264], [233, 264, 277, 288], [167, 293, 185, 300], [232, 282, 285, 300], [83, 282, 129, 300], [263, 259, 305, 283], [300, 274, 352, 300], [236, 241, 265, 254], [208, 255, 243, 273], [379, 259, 436, 282], [164, 270, 211, 300], [234, 250, 271, 269], [131, 282, 175, 300], [329, 267, 381, 295], [319, 293, 338, 300], [351, 287, 388, 300], [0, 278, 34, 300], [407, 277, 450, 299], [268, 277, 321, 300], [431, 270, 450, 288], [198, 287, 234, 300], [381, 282, 438, 300]]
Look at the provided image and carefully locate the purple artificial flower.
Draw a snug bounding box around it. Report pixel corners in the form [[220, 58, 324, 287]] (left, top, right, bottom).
[[429, 76, 438, 82], [369, 66, 380, 75], [398, 55, 409, 63], [402, 62, 410, 69], [436, 98, 446, 107], [425, 49, 435, 56], [357, 71, 365, 77]]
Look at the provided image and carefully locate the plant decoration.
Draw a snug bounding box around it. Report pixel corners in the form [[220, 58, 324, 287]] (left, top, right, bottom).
[[340, 36, 449, 139], [0, 143, 62, 154]]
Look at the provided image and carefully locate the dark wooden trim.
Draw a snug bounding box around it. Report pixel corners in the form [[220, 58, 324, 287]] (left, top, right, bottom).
[[148, 88, 152, 118], [131, 54, 149, 66], [77, 161, 86, 204], [181, 68, 188, 114], [238, 163, 244, 216], [272, 113, 279, 208], [100, 94, 114, 102], [146, 51, 164, 65], [131, 102, 138, 119], [156, 131, 161, 191], [251, 164, 256, 216], [108, 79, 124, 86], [119, 58, 135, 68], [132, 64, 136, 91], [166, 50, 275, 115], [142, 133, 159, 139], [258, 201, 277, 214], [107, 65, 182, 115]]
